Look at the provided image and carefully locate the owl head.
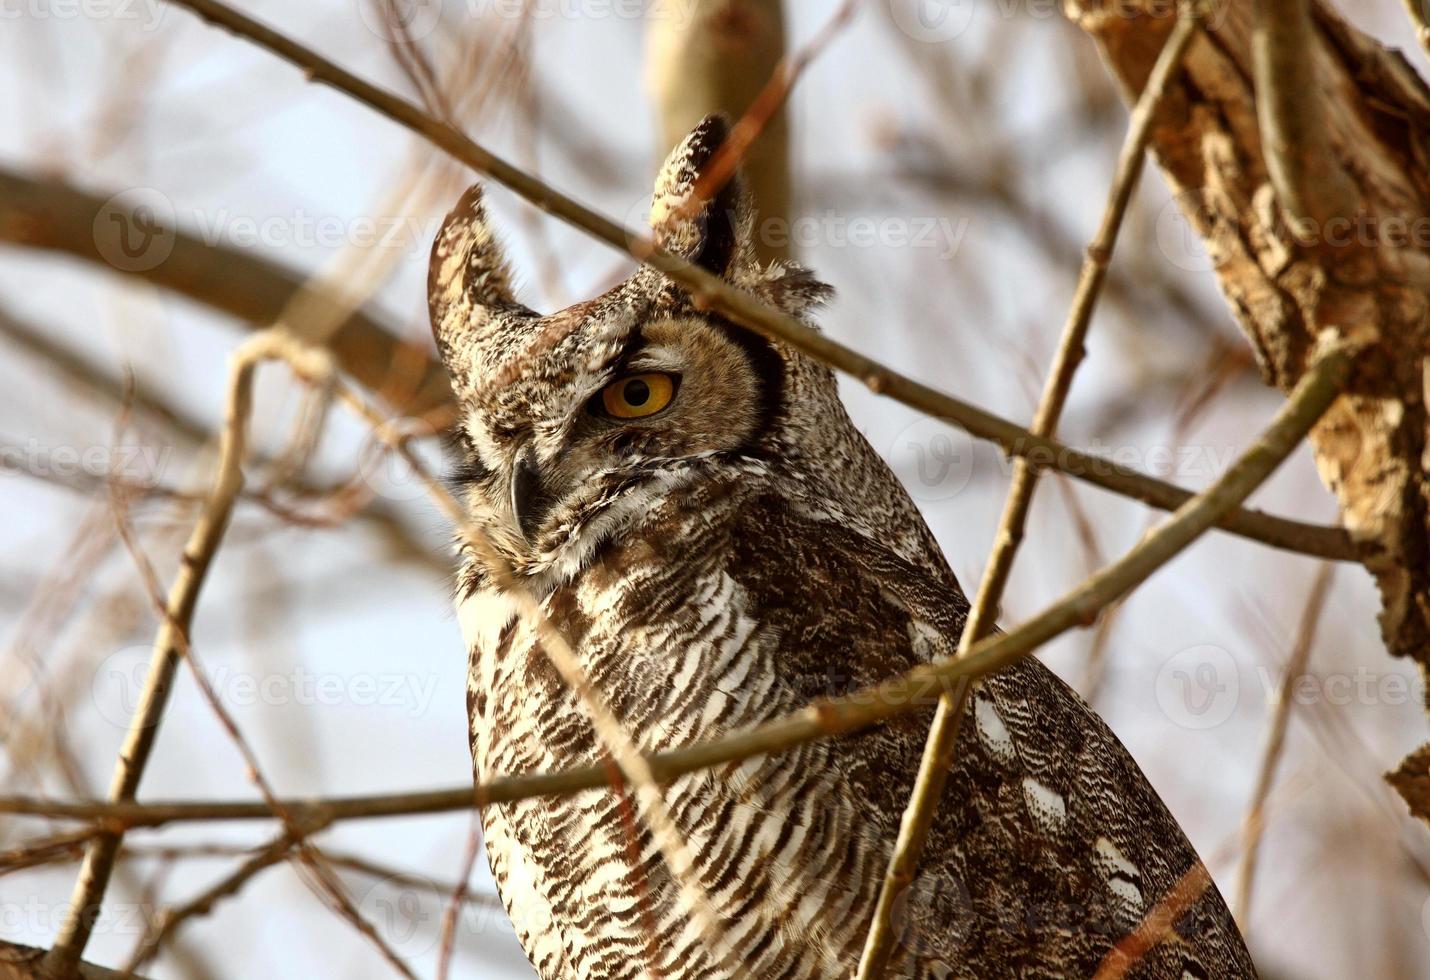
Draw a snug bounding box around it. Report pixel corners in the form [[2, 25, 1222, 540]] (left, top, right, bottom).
[[430, 115, 849, 579]]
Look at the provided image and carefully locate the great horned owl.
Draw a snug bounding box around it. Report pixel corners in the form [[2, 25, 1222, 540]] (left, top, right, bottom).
[[430, 116, 1256, 979]]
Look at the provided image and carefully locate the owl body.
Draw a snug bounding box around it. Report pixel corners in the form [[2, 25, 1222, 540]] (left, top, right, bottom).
[[433, 117, 1256, 978]]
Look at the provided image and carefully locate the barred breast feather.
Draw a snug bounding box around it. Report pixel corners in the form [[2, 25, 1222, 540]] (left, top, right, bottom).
[[461, 471, 1256, 979]]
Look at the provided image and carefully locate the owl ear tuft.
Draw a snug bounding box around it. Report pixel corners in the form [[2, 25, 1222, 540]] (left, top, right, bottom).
[[649, 114, 754, 278], [428, 183, 536, 379], [756, 263, 835, 317]]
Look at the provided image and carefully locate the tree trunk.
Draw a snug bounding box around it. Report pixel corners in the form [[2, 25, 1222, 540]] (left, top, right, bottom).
[[646, 0, 790, 262], [1063, 0, 1430, 816]]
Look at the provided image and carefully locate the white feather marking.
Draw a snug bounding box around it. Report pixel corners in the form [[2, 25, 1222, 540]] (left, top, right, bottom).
[[906, 619, 944, 660], [1021, 777, 1067, 831], [1094, 837, 1145, 909], [457, 588, 518, 655], [974, 696, 1017, 762]]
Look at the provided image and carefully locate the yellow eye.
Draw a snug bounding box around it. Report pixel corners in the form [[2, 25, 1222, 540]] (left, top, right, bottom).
[[600, 372, 676, 419]]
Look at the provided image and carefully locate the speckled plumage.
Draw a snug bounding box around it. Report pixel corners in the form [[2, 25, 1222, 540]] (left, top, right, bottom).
[[431, 116, 1257, 979]]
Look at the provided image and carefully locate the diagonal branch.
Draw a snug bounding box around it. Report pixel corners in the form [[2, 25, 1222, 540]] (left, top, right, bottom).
[[149, 0, 1355, 563], [1232, 561, 1335, 930], [0, 166, 453, 429], [123, 830, 309, 973], [3, 341, 1357, 842], [40, 333, 284, 977], [1090, 862, 1214, 980], [855, 8, 1203, 975]]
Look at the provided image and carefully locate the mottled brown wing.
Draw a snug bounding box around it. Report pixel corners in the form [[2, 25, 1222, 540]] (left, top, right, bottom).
[[723, 491, 1257, 979]]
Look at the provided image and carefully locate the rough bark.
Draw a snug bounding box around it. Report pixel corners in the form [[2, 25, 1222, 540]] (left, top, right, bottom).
[[1064, 0, 1430, 820]]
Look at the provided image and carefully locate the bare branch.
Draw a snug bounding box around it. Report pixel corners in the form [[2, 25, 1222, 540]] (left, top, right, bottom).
[[0, 166, 453, 428], [42, 333, 298, 976], [3, 341, 1357, 841], [151, 0, 1356, 563], [856, 9, 1203, 975], [0, 941, 155, 980], [123, 831, 305, 974], [1233, 562, 1336, 928], [1090, 862, 1214, 980]]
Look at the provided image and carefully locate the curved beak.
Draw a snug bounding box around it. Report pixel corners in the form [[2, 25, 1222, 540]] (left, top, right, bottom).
[[509, 445, 548, 543]]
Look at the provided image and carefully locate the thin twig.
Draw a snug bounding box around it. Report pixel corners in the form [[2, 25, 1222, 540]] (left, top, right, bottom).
[[1402, 0, 1430, 59], [151, 0, 1355, 563], [6, 342, 1356, 841], [42, 333, 289, 976], [433, 809, 482, 980], [1090, 862, 1214, 980], [122, 829, 313, 974], [1232, 562, 1336, 930], [855, 10, 1203, 975]]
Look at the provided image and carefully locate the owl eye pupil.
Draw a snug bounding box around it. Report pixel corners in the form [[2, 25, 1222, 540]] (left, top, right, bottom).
[[623, 379, 651, 406]]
